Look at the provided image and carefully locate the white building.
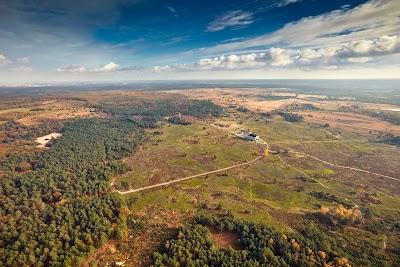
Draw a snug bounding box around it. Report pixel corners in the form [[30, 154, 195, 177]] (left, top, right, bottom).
[[244, 132, 260, 141], [235, 131, 261, 142]]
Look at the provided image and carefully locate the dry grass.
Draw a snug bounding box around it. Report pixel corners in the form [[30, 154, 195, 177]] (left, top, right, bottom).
[[164, 88, 400, 113], [165, 88, 301, 111], [207, 226, 241, 250], [300, 111, 400, 135]]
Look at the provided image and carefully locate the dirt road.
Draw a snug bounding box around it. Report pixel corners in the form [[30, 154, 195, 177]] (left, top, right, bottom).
[[117, 156, 263, 195], [291, 151, 400, 182]]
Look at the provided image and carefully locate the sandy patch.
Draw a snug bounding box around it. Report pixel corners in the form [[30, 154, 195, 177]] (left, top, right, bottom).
[[207, 226, 241, 250], [35, 133, 62, 148]]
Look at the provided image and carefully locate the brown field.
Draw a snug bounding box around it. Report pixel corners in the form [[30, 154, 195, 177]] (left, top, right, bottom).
[[208, 226, 241, 250], [16, 99, 102, 126], [299, 111, 400, 135], [165, 88, 301, 111], [164, 88, 400, 113], [1, 90, 175, 127]]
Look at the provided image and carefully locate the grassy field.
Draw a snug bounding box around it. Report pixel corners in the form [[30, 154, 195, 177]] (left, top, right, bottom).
[[2, 89, 398, 266], [115, 105, 399, 263], [115, 122, 261, 189], [0, 107, 31, 114]]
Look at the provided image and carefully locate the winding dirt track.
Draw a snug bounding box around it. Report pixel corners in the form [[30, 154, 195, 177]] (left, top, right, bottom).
[[291, 151, 400, 182], [117, 156, 263, 195]]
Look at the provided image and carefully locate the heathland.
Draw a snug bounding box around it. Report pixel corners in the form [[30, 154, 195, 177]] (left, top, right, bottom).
[[0, 83, 399, 267]]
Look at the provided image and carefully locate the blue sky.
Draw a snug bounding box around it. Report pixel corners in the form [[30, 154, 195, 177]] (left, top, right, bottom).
[[0, 0, 399, 83]]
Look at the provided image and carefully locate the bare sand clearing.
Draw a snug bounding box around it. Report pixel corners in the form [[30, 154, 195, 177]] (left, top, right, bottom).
[[207, 226, 241, 250], [36, 133, 62, 148]]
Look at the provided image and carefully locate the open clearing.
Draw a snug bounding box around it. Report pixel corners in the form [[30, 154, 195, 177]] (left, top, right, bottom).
[[208, 226, 241, 250], [35, 133, 62, 148]]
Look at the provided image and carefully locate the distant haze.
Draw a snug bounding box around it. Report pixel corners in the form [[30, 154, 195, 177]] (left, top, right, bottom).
[[1, 79, 399, 96]]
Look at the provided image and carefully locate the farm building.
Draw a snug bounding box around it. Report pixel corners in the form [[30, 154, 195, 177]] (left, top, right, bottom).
[[235, 131, 260, 142], [244, 132, 260, 141]]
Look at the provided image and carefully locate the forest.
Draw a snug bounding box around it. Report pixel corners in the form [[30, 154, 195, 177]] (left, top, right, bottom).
[[277, 112, 304, 123], [153, 215, 352, 267], [153, 213, 398, 267], [93, 98, 223, 120], [0, 118, 142, 267]]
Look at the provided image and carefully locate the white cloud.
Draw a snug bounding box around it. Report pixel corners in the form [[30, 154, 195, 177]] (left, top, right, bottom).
[[57, 62, 144, 73], [345, 57, 373, 63], [261, 48, 293, 66], [57, 65, 87, 73], [93, 62, 119, 72], [201, 0, 400, 55], [336, 35, 400, 57], [275, 0, 302, 7], [0, 55, 12, 66], [167, 5, 178, 18], [17, 57, 31, 63], [206, 10, 254, 32]]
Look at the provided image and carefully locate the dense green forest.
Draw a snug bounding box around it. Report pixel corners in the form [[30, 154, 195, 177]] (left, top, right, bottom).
[[153, 215, 353, 267], [376, 134, 400, 146], [259, 95, 294, 101], [153, 214, 398, 267], [93, 98, 223, 120], [0, 118, 143, 267], [277, 111, 304, 122]]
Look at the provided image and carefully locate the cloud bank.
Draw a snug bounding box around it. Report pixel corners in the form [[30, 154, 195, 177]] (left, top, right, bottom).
[[57, 35, 400, 74], [154, 35, 400, 72]]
